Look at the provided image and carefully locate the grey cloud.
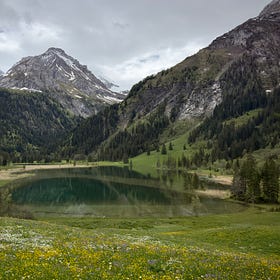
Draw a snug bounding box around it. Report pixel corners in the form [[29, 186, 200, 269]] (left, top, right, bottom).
[[113, 22, 130, 30], [139, 55, 160, 63]]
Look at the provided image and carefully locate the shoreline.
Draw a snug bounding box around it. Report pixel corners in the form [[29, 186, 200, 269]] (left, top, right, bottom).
[[0, 163, 233, 190], [201, 175, 233, 186], [0, 164, 92, 183]]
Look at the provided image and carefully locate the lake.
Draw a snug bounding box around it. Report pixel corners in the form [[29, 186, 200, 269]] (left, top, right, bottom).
[[5, 166, 247, 218]]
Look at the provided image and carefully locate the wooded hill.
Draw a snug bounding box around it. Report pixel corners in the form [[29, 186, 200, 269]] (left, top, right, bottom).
[[0, 88, 78, 164]]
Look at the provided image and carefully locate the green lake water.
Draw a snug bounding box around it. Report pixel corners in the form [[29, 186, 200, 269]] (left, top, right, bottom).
[[6, 166, 247, 218]]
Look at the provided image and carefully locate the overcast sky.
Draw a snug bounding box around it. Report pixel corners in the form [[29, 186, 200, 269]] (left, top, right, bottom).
[[0, 0, 271, 90]]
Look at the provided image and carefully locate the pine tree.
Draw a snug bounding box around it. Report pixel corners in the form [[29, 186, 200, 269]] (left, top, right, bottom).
[[129, 159, 133, 170], [192, 173, 200, 189], [240, 154, 261, 203], [156, 144, 160, 153], [261, 157, 279, 203], [232, 167, 246, 200], [169, 142, 173, 151], [123, 153, 129, 164], [161, 143, 167, 155]]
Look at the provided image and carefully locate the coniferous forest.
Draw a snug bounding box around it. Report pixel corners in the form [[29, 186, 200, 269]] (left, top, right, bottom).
[[0, 88, 78, 163]]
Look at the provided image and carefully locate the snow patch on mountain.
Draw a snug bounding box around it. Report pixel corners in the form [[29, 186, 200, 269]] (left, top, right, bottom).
[[0, 47, 126, 117]]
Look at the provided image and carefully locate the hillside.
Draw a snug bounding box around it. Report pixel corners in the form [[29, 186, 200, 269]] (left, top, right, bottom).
[[0, 88, 78, 164], [64, 0, 280, 161]]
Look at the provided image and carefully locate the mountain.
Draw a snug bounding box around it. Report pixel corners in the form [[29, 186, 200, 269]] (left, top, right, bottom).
[[0, 88, 78, 164], [0, 48, 125, 117], [259, 0, 280, 17], [64, 0, 280, 161], [98, 76, 120, 90], [0, 70, 4, 75]]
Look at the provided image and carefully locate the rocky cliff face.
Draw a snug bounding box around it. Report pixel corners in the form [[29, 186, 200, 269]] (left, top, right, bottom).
[[0, 48, 125, 117], [123, 0, 280, 122]]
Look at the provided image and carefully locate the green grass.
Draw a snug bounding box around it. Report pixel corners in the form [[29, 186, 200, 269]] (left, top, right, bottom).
[[0, 180, 10, 188], [127, 110, 280, 177], [0, 209, 279, 279], [252, 147, 280, 167], [130, 129, 207, 176], [224, 108, 263, 127], [43, 209, 280, 257]]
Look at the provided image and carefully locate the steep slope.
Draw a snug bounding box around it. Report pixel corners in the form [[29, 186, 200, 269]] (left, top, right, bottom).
[[65, 0, 280, 160], [0, 48, 125, 117], [0, 88, 78, 163]]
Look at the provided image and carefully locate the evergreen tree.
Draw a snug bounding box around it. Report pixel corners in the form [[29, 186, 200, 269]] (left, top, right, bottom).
[[129, 159, 133, 170], [169, 142, 173, 151], [156, 144, 160, 153], [161, 143, 167, 155], [240, 154, 261, 203], [192, 173, 200, 189], [123, 153, 129, 164], [261, 157, 279, 203], [232, 167, 246, 200]]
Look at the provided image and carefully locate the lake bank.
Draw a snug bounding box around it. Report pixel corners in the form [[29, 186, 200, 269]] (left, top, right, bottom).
[[0, 163, 93, 185], [0, 163, 233, 189]]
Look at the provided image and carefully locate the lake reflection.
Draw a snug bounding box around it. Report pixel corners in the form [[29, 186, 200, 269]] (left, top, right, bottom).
[[8, 166, 247, 218]]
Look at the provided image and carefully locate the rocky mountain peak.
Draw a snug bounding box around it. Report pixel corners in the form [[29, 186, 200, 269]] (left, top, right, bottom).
[[45, 47, 66, 54], [0, 48, 126, 117], [258, 0, 280, 18], [41, 47, 88, 72]]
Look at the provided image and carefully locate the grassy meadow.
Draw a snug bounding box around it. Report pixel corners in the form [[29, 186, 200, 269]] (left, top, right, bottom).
[[0, 209, 279, 279]]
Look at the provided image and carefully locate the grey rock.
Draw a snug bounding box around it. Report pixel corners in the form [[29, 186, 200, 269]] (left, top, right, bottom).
[[122, 0, 280, 122], [0, 47, 125, 117], [259, 0, 280, 19]]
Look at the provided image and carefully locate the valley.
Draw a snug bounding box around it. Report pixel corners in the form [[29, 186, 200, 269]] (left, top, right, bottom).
[[0, 0, 280, 279]]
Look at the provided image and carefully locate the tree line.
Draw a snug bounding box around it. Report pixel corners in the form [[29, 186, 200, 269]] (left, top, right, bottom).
[[97, 102, 170, 161], [232, 155, 279, 204], [189, 84, 280, 162]]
